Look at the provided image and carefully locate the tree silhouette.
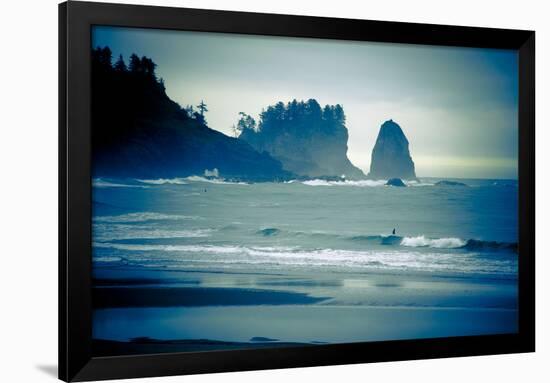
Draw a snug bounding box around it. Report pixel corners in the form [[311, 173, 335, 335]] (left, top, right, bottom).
[[114, 54, 127, 72], [92, 46, 113, 73], [239, 99, 346, 139], [158, 78, 166, 92], [197, 100, 208, 117], [193, 111, 205, 124], [322, 105, 333, 121], [92, 46, 190, 150], [333, 104, 345, 124], [99, 47, 112, 67], [129, 54, 141, 73], [306, 99, 322, 120], [193, 100, 208, 124], [140, 56, 157, 78], [237, 112, 256, 135], [184, 105, 195, 117]]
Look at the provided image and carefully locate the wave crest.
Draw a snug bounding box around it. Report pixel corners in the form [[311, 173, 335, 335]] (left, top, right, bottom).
[[463, 239, 517, 252], [302, 179, 387, 187], [300, 179, 436, 187], [92, 243, 517, 275], [92, 178, 148, 188], [184, 176, 247, 185], [93, 212, 198, 223], [401, 235, 466, 248], [136, 178, 188, 185]]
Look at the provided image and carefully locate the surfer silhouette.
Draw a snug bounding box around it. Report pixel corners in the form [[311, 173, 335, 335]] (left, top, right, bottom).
[[392, 228, 396, 235]]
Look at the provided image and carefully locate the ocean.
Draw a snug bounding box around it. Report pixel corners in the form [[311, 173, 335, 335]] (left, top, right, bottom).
[[91, 177, 518, 354]]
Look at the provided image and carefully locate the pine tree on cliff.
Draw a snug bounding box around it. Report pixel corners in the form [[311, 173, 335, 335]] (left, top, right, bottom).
[[195, 100, 208, 124]]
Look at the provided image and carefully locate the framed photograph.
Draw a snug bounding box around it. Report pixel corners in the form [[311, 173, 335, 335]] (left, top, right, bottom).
[[59, 1, 535, 381]]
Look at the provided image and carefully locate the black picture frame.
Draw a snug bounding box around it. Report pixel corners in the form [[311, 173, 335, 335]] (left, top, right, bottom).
[[59, 1, 535, 381]]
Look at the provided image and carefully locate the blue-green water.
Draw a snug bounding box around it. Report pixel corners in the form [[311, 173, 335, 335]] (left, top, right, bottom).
[[92, 177, 518, 350], [93, 177, 517, 276]]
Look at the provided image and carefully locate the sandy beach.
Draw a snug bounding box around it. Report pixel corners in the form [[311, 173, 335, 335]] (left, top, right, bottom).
[[93, 266, 517, 356]]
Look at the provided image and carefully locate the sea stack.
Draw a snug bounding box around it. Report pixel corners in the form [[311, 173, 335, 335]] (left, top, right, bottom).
[[239, 99, 365, 179], [368, 119, 416, 180]]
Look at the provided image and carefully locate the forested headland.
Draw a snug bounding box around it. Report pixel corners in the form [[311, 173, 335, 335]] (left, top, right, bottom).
[[92, 46, 364, 181]]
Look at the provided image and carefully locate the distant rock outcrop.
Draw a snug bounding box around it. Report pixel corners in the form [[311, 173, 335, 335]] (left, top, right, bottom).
[[368, 120, 416, 180], [385, 178, 407, 187], [239, 99, 365, 179]]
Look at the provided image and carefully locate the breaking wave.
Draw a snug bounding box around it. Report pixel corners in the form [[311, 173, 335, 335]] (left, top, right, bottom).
[[302, 179, 387, 187], [92, 178, 148, 188], [400, 235, 466, 249], [93, 212, 199, 223], [253, 228, 517, 253], [184, 176, 247, 185], [300, 179, 435, 187], [91, 243, 517, 275], [404, 180, 435, 187], [136, 178, 188, 185]]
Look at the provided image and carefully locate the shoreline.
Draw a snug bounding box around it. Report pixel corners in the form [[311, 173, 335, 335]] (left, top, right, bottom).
[[93, 263, 519, 282], [92, 266, 518, 355], [93, 286, 328, 308], [93, 266, 518, 311]]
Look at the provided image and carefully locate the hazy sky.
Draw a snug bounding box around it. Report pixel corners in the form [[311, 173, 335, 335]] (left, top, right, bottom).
[[93, 26, 518, 179]]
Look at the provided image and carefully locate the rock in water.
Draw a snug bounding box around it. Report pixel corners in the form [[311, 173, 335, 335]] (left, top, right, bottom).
[[385, 178, 406, 187], [368, 120, 416, 180]]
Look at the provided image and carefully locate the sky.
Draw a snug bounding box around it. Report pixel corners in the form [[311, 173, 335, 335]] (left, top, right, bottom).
[[92, 26, 518, 179]]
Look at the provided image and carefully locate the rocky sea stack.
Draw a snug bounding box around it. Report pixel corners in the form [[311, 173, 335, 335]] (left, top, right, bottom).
[[368, 119, 416, 180], [239, 99, 365, 179]]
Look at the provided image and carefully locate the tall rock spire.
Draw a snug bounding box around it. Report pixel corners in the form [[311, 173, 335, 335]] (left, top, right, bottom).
[[368, 120, 416, 180]]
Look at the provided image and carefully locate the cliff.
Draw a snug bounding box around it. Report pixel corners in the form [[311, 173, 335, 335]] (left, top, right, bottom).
[[239, 99, 365, 179], [368, 120, 416, 180], [91, 47, 291, 181]]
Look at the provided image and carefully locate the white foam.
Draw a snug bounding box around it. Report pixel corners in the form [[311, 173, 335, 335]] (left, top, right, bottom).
[[404, 180, 435, 187], [91, 244, 425, 268], [92, 256, 124, 263], [136, 178, 188, 185], [93, 243, 244, 253], [93, 212, 198, 223], [302, 179, 387, 187], [184, 176, 247, 185], [92, 178, 147, 188], [92, 243, 515, 274], [300, 179, 434, 187], [401, 235, 466, 249]]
